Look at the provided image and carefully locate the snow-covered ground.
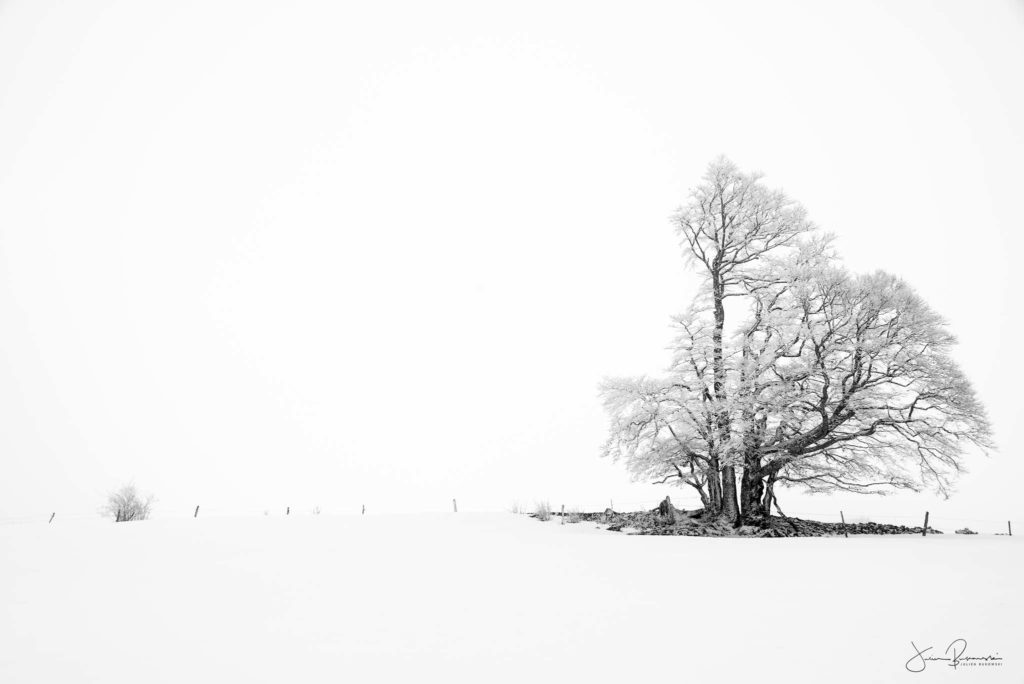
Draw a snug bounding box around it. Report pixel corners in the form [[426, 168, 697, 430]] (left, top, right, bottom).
[[1, 513, 1019, 683]]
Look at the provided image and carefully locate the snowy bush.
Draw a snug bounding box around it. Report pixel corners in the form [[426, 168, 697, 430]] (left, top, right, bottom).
[[101, 484, 154, 522], [533, 501, 552, 521]]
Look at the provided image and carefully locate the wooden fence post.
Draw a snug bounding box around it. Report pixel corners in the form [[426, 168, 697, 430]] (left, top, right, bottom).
[[840, 511, 848, 538], [561, 504, 565, 525], [194, 505, 200, 518], [48, 512, 55, 524], [286, 506, 290, 515], [1009, 521, 1012, 536], [922, 511, 929, 537], [453, 498, 458, 513], [362, 504, 366, 515]]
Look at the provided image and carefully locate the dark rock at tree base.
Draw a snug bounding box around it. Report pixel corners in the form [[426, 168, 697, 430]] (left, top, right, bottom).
[[567, 506, 945, 537], [657, 497, 677, 524]]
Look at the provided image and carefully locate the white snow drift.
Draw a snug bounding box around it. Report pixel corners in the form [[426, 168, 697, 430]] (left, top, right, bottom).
[[1, 513, 1019, 683]]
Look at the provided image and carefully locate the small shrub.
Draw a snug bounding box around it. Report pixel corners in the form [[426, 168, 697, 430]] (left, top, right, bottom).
[[101, 483, 154, 522], [533, 500, 552, 521], [566, 507, 583, 524], [312, 506, 322, 515]]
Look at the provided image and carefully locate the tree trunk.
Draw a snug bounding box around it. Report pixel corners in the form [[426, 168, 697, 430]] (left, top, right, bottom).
[[719, 465, 739, 522], [709, 270, 736, 522], [740, 466, 767, 520], [737, 409, 769, 521], [704, 458, 723, 517], [761, 472, 776, 513]]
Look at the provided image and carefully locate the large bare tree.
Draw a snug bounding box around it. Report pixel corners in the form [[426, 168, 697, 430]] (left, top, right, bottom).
[[601, 158, 991, 523]]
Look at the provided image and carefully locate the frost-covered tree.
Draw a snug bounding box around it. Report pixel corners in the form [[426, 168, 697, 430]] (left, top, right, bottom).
[[101, 483, 154, 522], [601, 158, 991, 523]]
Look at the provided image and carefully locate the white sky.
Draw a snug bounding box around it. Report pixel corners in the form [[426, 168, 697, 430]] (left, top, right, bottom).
[[1, 0, 1022, 524]]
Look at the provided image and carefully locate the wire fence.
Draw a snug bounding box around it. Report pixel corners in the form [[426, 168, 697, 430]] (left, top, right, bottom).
[[2, 499, 1019, 535]]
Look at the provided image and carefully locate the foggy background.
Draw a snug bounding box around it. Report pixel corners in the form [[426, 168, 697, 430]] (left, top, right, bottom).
[[1, 0, 1021, 524]]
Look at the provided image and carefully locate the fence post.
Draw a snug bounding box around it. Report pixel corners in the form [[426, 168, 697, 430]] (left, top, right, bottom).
[[48, 512, 55, 524], [362, 504, 366, 515], [922, 511, 929, 537], [286, 506, 290, 516], [840, 511, 848, 538], [194, 505, 200, 518], [453, 498, 458, 513], [561, 504, 565, 525], [1009, 521, 1012, 536]]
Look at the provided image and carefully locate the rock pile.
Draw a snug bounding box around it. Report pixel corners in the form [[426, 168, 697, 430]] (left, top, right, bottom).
[[564, 506, 944, 537]]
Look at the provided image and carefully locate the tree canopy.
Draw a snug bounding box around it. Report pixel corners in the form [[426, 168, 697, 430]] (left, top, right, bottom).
[[601, 158, 991, 522]]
